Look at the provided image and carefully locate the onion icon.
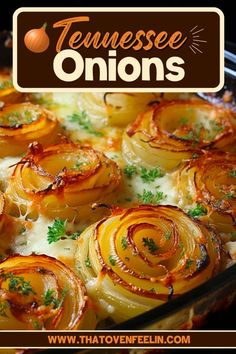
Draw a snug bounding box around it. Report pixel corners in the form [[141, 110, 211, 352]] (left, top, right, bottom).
[[24, 22, 50, 53]]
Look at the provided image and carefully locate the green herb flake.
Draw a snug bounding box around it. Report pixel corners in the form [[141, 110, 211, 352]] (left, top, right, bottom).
[[0, 273, 36, 296], [0, 80, 12, 90], [164, 231, 171, 241], [185, 259, 194, 269], [180, 117, 189, 125], [192, 153, 200, 159], [85, 257, 92, 268], [121, 237, 127, 250], [225, 192, 234, 200], [108, 255, 116, 266], [0, 301, 8, 317], [210, 120, 224, 133], [69, 231, 81, 240], [33, 321, 42, 330], [47, 219, 66, 244], [138, 189, 165, 205], [123, 165, 137, 178], [140, 167, 165, 183], [68, 111, 103, 136], [124, 197, 132, 202], [43, 288, 67, 309], [230, 232, 236, 240], [142, 237, 159, 254], [188, 204, 207, 218], [229, 170, 236, 178]]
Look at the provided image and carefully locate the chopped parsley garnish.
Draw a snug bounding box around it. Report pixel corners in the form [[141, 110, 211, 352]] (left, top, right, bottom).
[[108, 255, 116, 266], [149, 288, 156, 293], [164, 231, 171, 241], [210, 120, 224, 133], [185, 259, 194, 269], [124, 197, 132, 202], [188, 204, 207, 218], [68, 111, 103, 136], [47, 219, 81, 244], [142, 237, 159, 254], [0, 273, 36, 296], [72, 161, 87, 171], [229, 170, 236, 178], [192, 153, 200, 159], [123, 165, 137, 178], [121, 237, 127, 250], [0, 301, 8, 317], [138, 189, 165, 205], [0, 110, 38, 127], [140, 167, 165, 183], [0, 80, 12, 89], [33, 321, 42, 330], [231, 232, 236, 240], [181, 129, 200, 143], [85, 257, 92, 268], [43, 288, 67, 309], [180, 117, 189, 125], [225, 192, 234, 199], [47, 219, 66, 244]]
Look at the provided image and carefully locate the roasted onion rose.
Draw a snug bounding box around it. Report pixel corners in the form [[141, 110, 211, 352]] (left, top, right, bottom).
[[0, 102, 59, 157], [122, 100, 236, 171], [0, 254, 96, 329], [75, 205, 221, 323], [174, 151, 236, 235], [78, 92, 160, 126], [7, 141, 121, 220], [0, 72, 24, 104]]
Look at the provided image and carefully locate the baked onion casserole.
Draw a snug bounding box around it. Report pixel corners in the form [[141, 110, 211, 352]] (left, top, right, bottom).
[[0, 71, 235, 331]]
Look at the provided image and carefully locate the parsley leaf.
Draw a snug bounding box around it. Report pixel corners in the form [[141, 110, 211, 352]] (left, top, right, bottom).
[[229, 170, 236, 178], [85, 257, 92, 268], [185, 259, 194, 269], [68, 111, 103, 136], [123, 165, 137, 178], [108, 255, 116, 266], [121, 237, 127, 250], [138, 189, 165, 204], [0, 273, 36, 296], [47, 219, 66, 244], [188, 204, 207, 218], [43, 288, 67, 309], [140, 167, 164, 183], [180, 117, 189, 125], [142, 237, 159, 254], [0, 301, 8, 317], [47, 220, 81, 244], [164, 231, 171, 240]]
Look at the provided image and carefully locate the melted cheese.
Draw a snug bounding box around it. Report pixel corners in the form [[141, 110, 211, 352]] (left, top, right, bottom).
[[12, 215, 79, 267], [0, 156, 20, 191]]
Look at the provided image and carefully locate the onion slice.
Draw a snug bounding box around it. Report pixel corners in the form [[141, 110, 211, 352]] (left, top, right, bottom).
[[0, 102, 59, 157], [0, 254, 96, 329], [122, 100, 236, 171], [7, 140, 121, 220], [175, 151, 236, 234], [75, 205, 221, 323]]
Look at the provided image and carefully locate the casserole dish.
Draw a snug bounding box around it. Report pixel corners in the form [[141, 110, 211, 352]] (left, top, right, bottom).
[[0, 32, 236, 353]]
